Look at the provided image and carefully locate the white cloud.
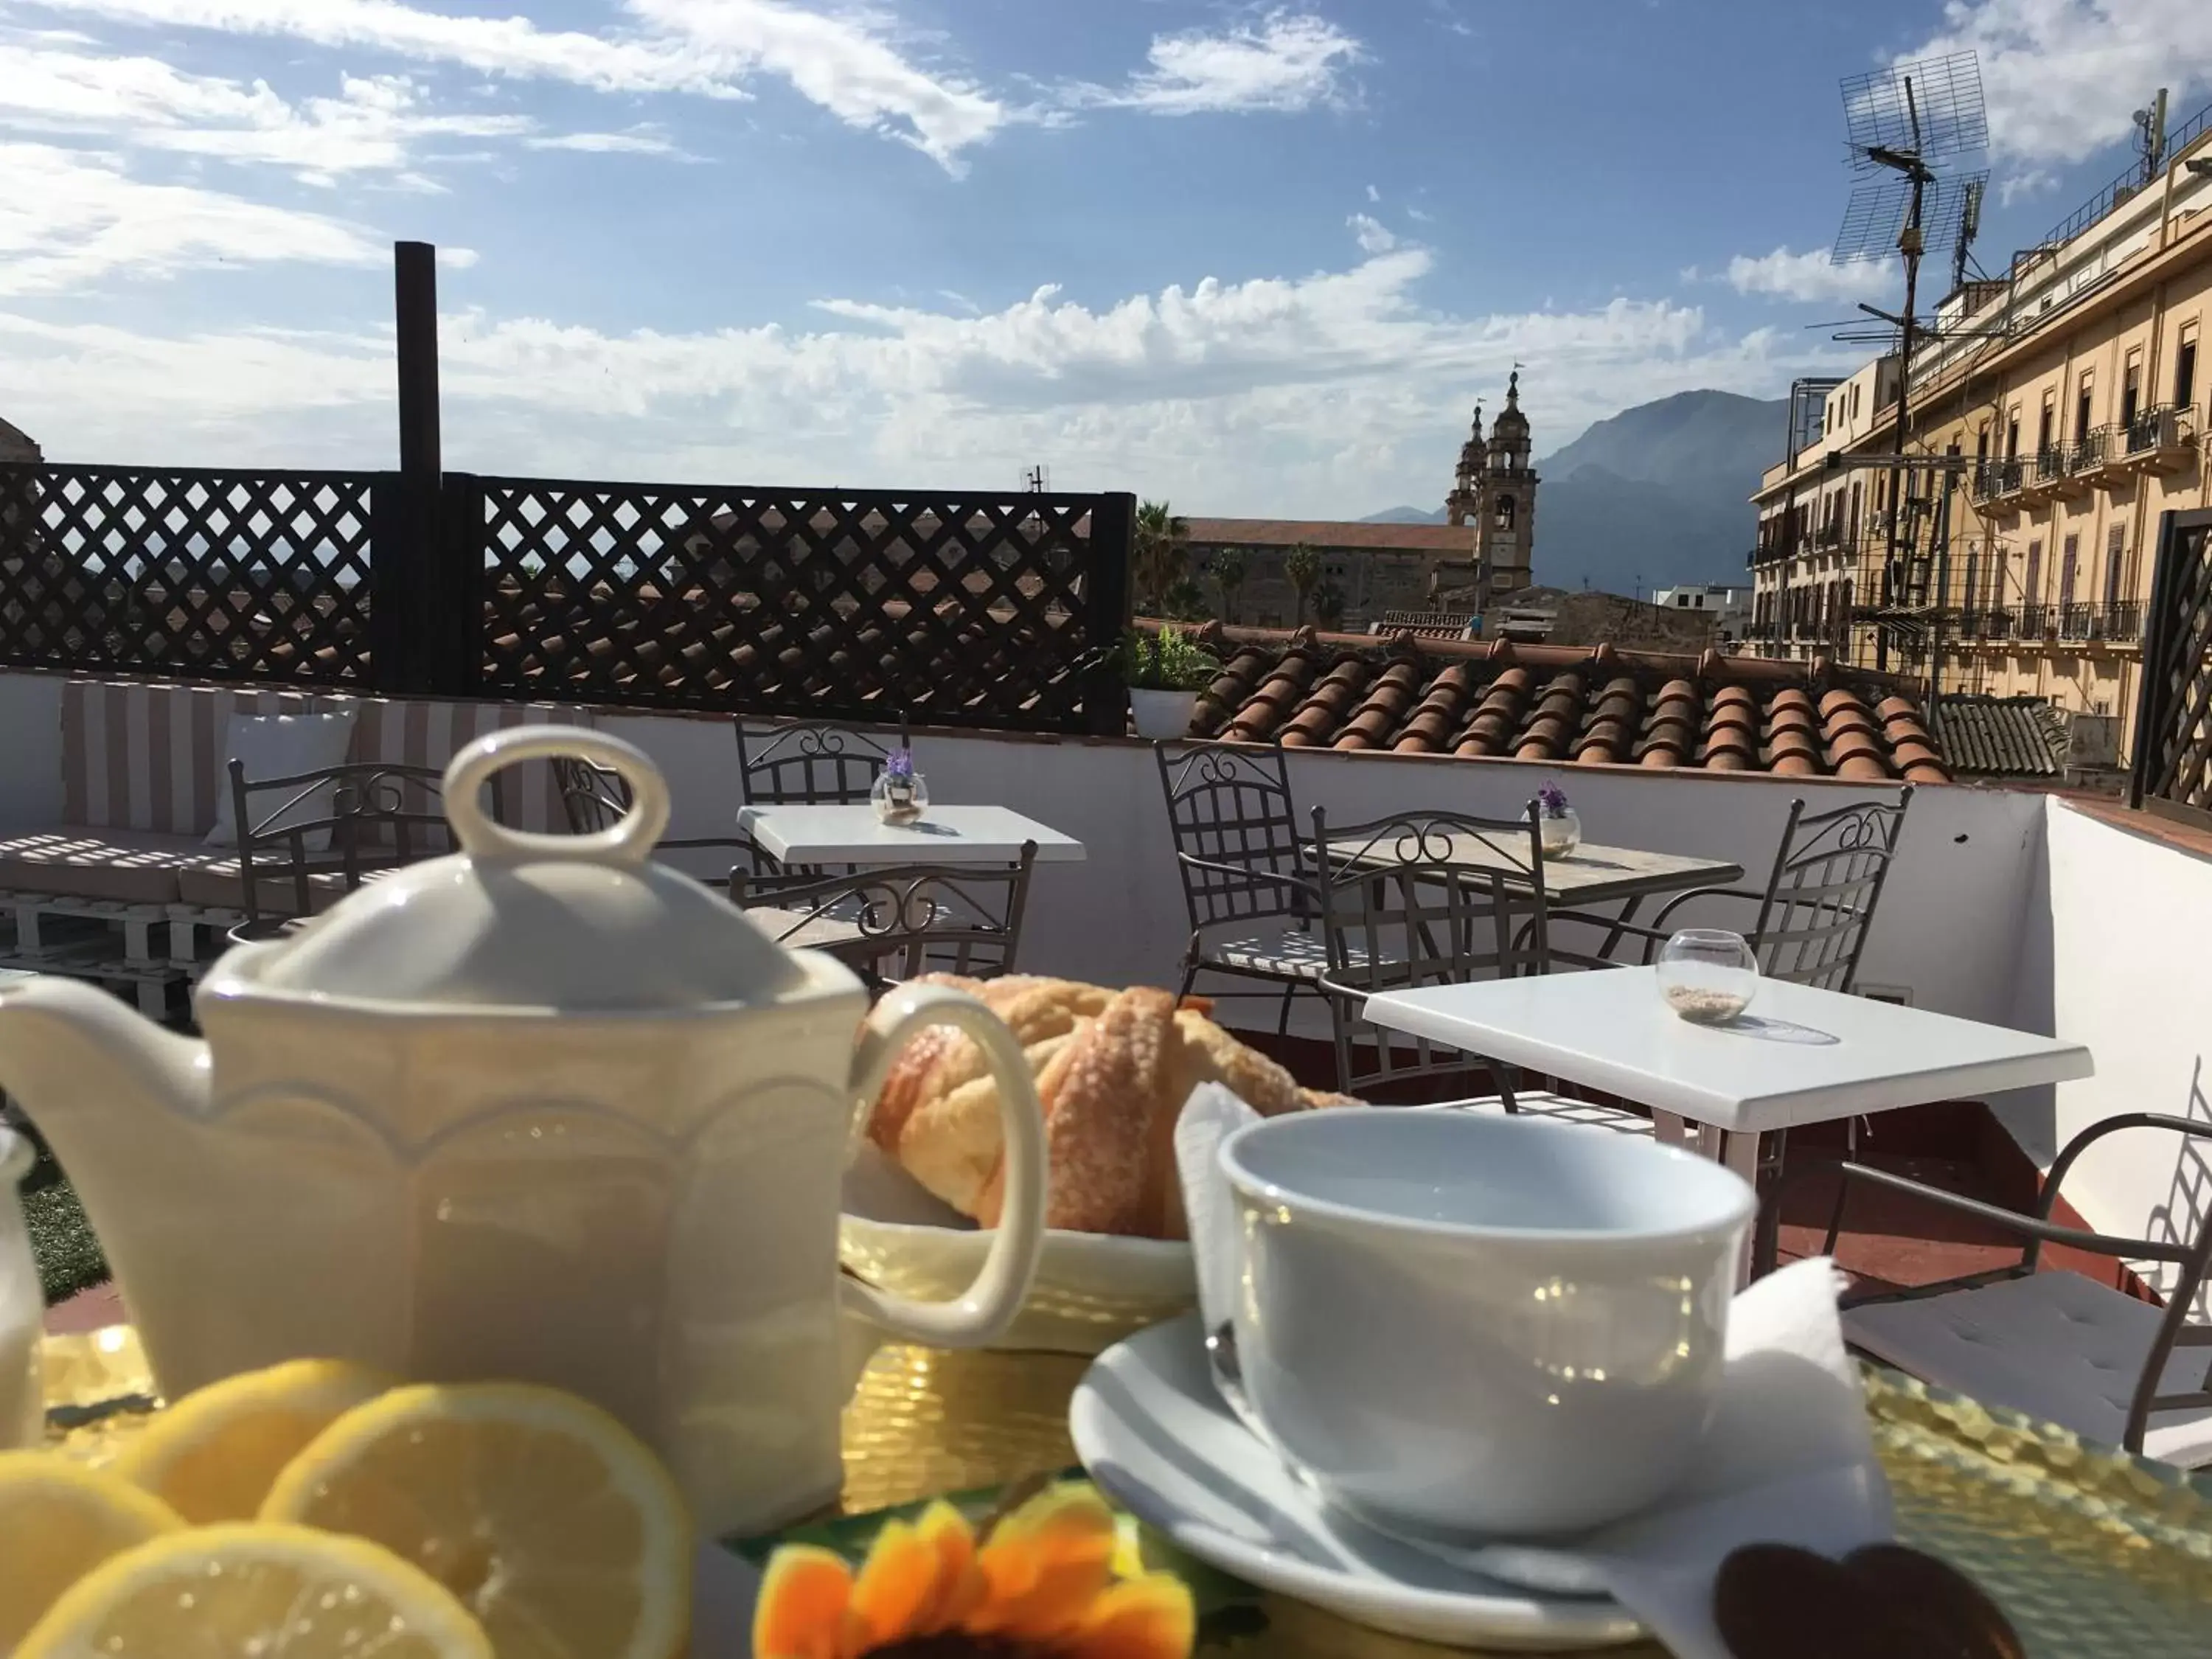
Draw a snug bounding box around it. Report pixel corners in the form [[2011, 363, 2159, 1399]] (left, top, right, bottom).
[[1725, 246, 1900, 305], [4, 245, 1846, 510], [1898, 0, 2212, 168], [1069, 11, 1363, 116], [1365, 182, 1380, 202], [24, 0, 1012, 170], [0, 142, 380, 295], [524, 128, 684, 157], [1347, 212, 1397, 254]]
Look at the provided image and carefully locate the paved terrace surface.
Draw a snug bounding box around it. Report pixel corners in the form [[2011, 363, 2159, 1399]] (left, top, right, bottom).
[[1164, 622, 1949, 783]]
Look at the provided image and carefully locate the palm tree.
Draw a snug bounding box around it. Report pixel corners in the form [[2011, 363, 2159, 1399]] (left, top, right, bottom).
[[1283, 542, 1321, 627], [1210, 546, 1248, 624], [1313, 577, 1347, 631], [1133, 499, 1189, 617]]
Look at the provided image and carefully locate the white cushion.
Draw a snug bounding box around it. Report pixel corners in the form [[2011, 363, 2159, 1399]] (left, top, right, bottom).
[[1846, 1270, 2212, 1467], [204, 711, 360, 852]]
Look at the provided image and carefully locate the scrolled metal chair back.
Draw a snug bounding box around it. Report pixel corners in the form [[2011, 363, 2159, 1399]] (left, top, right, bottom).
[[1307, 802, 1551, 1099], [1747, 787, 1913, 991], [552, 754, 631, 834], [731, 843, 1037, 989], [1155, 740, 1307, 931], [736, 717, 904, 806], [229, 759, 493, 939]]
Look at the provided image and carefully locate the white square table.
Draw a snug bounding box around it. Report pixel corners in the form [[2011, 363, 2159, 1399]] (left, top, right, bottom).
[[1361, 967, 2093, 1277], [734, 803, 1085, 866]]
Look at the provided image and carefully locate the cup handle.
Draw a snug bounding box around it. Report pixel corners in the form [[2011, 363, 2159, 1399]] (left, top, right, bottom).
[[841, 984, 1046, 1347]]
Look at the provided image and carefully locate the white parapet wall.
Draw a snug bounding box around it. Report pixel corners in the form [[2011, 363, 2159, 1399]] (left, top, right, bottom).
[[2004, 796, 2212, 1308], [598, 706, 2046, 1031]]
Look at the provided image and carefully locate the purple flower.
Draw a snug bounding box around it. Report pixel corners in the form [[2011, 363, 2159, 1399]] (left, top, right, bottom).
[[886, 747, 916, 782], [1537, 782, 1569, 817]]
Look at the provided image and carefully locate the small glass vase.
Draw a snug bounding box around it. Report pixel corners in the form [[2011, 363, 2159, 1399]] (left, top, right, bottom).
[[871, 771, 928, 826], [1656, 928, 1760, 1024], [1538, 806, 1581, 858]]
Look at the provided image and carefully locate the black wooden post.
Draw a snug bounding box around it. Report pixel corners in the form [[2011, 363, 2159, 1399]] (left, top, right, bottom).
[[372, 240, 476, 695], [1083, 491, 1136, 737], [2128, 509, 2181, 809], [395, 241, 440, 481]]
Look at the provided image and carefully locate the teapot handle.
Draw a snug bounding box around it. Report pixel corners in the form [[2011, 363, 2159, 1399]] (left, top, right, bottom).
[[444, 726, 671, 865], [842, 984, 1046, 1348]]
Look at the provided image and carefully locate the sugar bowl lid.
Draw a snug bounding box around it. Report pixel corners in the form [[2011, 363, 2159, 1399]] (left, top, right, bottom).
[[236, 726, 811, 1012]]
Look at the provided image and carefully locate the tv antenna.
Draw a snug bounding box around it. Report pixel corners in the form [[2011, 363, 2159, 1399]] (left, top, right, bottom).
[[1022, 463, 1049, 493], [1829, 49, 1987, 673]]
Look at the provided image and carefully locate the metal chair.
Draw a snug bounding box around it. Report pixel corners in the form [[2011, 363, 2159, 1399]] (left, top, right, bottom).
[[551, 754, 765, 877], [731, 844, 1037, 990], [1155, 740, 1322, 1034], [1305, 803, 1649, 1134], [737, 717, 905, 806], [1756, 1113, 2212, 1467], [227, 759, 490, 942], [1545, 787, 1914, 991]]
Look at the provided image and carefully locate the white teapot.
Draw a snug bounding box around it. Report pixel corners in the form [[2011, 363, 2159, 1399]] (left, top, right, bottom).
[[0, 728, 1048, 1536]]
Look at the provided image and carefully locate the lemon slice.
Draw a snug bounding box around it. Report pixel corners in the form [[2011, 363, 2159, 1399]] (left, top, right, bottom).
[[113, 1357, 394, 1523], [0, 1453, 185, 1650], [262, 1382, 692, 1659], [16, 1522, 491, 1659]]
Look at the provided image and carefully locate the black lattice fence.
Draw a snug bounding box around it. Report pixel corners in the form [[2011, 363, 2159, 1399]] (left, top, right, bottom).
[[0, 462, 1135, 733], [0, 465, 376, 684], [473, 479, 1133, 734], [2130, 508, 2212, 827]]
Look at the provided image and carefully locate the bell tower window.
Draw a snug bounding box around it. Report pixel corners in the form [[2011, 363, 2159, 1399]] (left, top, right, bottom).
[[1495, 495, 1516, 532]]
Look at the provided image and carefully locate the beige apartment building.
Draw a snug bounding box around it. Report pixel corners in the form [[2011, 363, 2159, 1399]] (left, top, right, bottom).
[[1751, 105, 2211, 764]]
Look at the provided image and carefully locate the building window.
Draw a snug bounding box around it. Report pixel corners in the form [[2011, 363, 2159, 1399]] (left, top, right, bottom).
[[1964, 546, 1980, 613], [2059, 534, 2079, 608], [1975, 424, 1989, 461], [2104, 525, 2126, 608], [2025, 539, 2042, 603], [2177, 327, 2198, 410], [1494, 494, 1516, 531], [2005, 411, 2020, 457], [2037, 397, 2054, 455], [2076, 373, 2094, 439], [1851, 383, 1861, 420], [1847, 480, 1862, 544], [2121, 352, 2143, 431], [1994, 547, 2010, 605]]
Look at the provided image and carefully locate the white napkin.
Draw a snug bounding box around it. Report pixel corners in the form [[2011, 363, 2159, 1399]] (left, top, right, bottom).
[[1172, 1083, 1893, 1659]]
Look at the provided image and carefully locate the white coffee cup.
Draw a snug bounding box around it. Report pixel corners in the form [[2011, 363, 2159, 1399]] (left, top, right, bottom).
[[1218, 1109, 1754, 1537]]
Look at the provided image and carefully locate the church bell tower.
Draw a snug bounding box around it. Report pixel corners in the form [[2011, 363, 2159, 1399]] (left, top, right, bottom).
[[1475, 371, 1536, 595]]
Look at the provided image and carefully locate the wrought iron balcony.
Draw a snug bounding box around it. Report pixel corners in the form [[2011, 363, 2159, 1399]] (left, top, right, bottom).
[[1969, 459, 2024, 505]]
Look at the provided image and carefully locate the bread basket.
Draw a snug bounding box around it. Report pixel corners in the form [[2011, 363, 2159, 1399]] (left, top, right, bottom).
[[841, 1144, 1195, 1354]]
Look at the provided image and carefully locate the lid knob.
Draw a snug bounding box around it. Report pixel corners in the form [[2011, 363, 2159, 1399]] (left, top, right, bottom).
[[445, 726, 670, 864]]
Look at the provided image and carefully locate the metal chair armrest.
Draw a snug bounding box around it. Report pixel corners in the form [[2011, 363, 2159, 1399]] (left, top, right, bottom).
[[1177, 852, 1324, 905], [1754, 1159, 2199, 1293], [1646, 885, 1772, 933]]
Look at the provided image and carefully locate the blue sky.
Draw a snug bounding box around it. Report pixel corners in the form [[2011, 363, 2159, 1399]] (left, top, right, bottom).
[[2, 0, 2208, 515]]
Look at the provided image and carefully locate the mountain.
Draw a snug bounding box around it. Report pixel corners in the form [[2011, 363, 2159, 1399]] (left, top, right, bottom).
[[1360, 389, 1787, 597]]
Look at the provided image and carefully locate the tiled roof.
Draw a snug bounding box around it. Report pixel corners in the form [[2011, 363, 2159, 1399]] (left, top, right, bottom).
[[1183, 517, 1475, 554], [1172, 622, 1950, 783], [1930, 695, 2068, 777]]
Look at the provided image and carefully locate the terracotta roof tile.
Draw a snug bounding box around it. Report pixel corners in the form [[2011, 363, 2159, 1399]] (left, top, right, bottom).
[[1172, 622, 1947, 782]]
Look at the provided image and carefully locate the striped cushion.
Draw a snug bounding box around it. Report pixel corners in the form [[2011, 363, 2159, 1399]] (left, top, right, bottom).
[[60, 681, 591, 836]]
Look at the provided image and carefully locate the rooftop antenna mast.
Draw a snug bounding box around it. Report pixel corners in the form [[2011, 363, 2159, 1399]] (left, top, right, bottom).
[[1832, 49, 1988, 674]]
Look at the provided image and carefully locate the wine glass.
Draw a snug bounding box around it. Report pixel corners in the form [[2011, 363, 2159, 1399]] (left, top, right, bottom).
[[1656, 929, 1759, 1024]]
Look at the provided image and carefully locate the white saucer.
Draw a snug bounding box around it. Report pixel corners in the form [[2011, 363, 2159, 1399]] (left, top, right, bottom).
[[1069, 1313, 1646, 1652]]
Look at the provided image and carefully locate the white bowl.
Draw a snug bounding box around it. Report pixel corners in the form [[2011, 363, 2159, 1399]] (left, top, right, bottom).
[[839, 1144, 1194, 1354]]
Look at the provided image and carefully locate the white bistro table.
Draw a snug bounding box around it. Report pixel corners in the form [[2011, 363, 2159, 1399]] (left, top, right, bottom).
[[1362, 967, 2093, 1277], [734, 804, 1086, 867]]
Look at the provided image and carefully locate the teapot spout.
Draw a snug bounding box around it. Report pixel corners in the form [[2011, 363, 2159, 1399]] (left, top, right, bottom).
[[0, 974, 210, 1157]]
